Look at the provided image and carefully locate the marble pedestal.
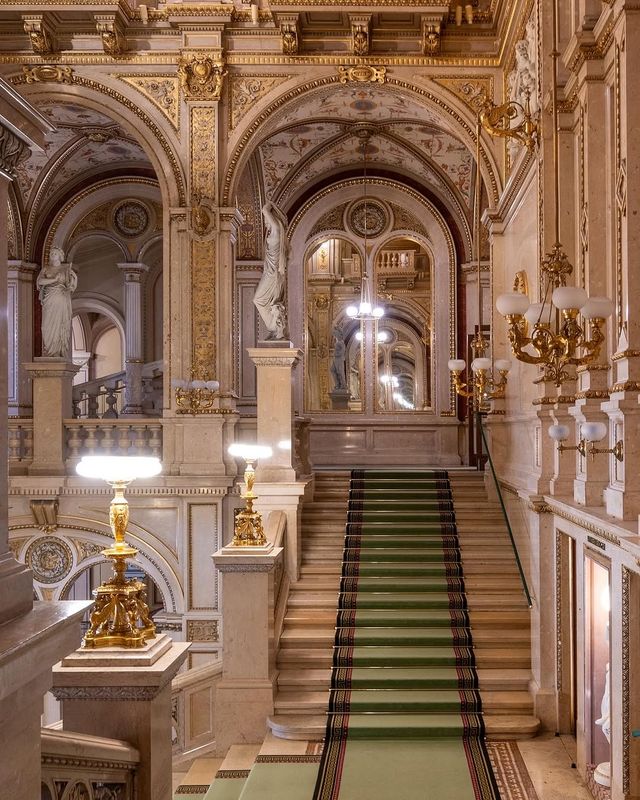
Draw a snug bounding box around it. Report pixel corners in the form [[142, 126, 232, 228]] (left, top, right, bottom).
[[0, 600, 90, 800], [247, 346, 301, 483], [24, 358, 80, 475], [212, 547, 283, 755], [52, 635, 190, 800], [254, 481, 309, 581]]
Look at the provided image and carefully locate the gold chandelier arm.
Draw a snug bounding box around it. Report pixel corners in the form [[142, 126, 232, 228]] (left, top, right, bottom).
[[451, 372, 475, 399]]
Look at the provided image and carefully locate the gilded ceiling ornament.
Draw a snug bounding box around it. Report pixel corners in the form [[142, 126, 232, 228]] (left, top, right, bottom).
[[117, 75, 180, 130], [337, 65, 386, 85], [22, 64, 73, 84], [113, 200, 150, 237], [178, 53, 227, 101], [230, 75, 290, 131], [281, 23, 299, 56], [432, 76, 492, 112], [95, 18, 126, 57], [348, 198, 389, 238], [351, 22, 370, 56], [422, 22, 441, 55], [22, 17, 55, 56]]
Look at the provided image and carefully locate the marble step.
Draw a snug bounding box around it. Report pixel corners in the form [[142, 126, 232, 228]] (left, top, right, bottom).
[[266, 713, 540, 741], [290, 575, 524, 592], [276, 646, 532, 669], [286, 592, 529, 611], [279, 627, 531, 648], [274, 689, 534, 716], [282, 608, 530, 630]]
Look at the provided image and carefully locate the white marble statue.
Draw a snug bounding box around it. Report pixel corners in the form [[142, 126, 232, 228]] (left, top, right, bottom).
[[253, 201, 288, 340], [36, 246, 77, 359], [330, 327, 347, 391], [507, 18, 538, 163]]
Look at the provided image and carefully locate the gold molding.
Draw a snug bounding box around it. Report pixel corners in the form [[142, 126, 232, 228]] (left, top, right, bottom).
[[23, 64, 73, 84], [622, 565, 630, 795]]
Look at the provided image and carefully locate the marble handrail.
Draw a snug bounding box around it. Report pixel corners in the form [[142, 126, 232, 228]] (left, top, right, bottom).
[[41, 727, 139, 800], [65, 419, 163, 463]]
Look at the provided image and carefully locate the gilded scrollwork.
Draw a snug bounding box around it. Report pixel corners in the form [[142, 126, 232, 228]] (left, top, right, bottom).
[[230, 75, 290, 132], [337, 65, 386, 85], [117, 75, 180, 130]]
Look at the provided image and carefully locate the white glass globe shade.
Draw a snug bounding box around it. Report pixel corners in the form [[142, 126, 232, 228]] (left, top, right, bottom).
[[355, 331, 363, 341], [495, 359, 512, 372], [496, 292, 530, 316], [552, 286, 588, 311], [191, 380, 206, 389], [228, 443, 273, 460], [372, 307, 384, 318], [76, 456, 162, 483], [581, 296, 615, 319], [448, 359, 466, 372], [524, 302, 552, 326], [581, 421, 608, 443], [548, 424, 570, 442], [471, 358, 492, 371], [346, 305, 358, 318], [171, 378, 187, 389], [377, 330, 389, 342], [360, 301, 372, 315], [204, 380, 220, 391]]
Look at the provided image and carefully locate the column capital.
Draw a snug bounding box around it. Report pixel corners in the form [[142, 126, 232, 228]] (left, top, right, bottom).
[[247, 346, 302, 368], [117, 261, 150, 281]]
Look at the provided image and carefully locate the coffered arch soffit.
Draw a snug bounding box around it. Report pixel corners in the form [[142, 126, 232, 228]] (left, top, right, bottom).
[[223, 75, 502, 210]]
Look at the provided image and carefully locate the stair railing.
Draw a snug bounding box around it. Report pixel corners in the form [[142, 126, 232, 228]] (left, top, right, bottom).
[[476, 411, 533, 608]]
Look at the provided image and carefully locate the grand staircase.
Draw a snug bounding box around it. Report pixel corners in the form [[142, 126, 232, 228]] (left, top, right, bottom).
[[268, 469, 540, 741]]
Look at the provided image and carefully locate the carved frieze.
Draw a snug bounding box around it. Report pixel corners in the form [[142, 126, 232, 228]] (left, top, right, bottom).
[[178, 53, 226, 101], [186, 619, 219, 641]]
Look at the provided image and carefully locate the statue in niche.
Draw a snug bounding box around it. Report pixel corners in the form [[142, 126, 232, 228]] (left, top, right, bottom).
[[330, 327, 347, 391], [507, 19, 538, 163], [36, 246, 77, 359], [253, 201, 288, 340]]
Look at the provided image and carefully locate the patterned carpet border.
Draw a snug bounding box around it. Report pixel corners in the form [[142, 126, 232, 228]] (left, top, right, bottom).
[[486, 742, 540, 800], [174, 785, 210, 794], [255, 754, 323, 764], [213, 770, 250, 780]]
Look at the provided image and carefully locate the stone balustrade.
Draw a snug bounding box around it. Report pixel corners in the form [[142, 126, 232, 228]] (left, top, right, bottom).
[[65, 419, 163, 463], [73, 372, 126, 419], [8, 418, 33, 466], [41, 727, 139, 800]]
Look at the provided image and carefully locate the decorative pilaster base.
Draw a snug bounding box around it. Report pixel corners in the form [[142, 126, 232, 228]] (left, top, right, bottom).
[[212, 547, 283, 755], [52, 635, 189, 800]]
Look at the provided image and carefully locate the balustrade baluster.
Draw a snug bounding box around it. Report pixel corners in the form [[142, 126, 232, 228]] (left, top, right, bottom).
[[67, 425, 83, 461], [8, 428, 19, 460], [24, 425, 33, 461], [149, 425, 162, 459], [103, 385, 119, 419], [132, 424, 149, 455], [101, 424, 116, 455], [84, 423, 98, 454], [118, 425, 132, 455], [87, 390, 99, 419]]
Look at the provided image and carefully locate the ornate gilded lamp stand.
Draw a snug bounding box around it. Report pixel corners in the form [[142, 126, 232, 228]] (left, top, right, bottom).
[[172, 373, 220, 414], [76, 455, 162, 648], [227, 443, 273, 548]]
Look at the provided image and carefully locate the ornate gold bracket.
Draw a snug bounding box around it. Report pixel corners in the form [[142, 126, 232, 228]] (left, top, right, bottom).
[[479, 94, 538, 151]]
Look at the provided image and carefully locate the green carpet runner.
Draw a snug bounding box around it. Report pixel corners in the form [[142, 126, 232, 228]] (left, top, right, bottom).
[[312, 469, 501, 800]]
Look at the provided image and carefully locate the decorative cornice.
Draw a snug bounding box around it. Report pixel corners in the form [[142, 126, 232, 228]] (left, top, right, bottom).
[[610, 381, 640, 393], [612, 349, 640, 361], [574, 390, 610, 400], [41, 754, 136, 771], [543, 501, 621, 546]]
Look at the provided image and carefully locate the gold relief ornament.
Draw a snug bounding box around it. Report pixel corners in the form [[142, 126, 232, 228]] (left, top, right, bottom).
[[22, 18, 54, 56], [352, 24, 369, 56], [191, 195, 214, 237], [227, 444, 273, 547], [179, 54, 227, 101], [95, 19, 126, 57], [281, 24, 299, 56], [423, 24, 441, 55], [338, 65, 386, 85], [479, 92, 537, 151], [75, 456, 162, 649]]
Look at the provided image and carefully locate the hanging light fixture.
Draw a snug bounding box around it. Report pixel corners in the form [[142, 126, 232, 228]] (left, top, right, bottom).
[[448, 119, 511, 410], [495, 0, 614, 387], [346, 129, 384, 321]]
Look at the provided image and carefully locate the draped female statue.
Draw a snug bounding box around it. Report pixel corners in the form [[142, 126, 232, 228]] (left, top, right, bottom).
[[253, 201, 288, 340], [36, 246, 77, 359]]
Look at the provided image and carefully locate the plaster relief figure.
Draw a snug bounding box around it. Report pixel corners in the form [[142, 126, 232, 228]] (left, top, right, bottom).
[[254, 201, 288, 339], [36, 246, 77, 359], [330, 326, 347, 391], [507, 19, 538, 163]]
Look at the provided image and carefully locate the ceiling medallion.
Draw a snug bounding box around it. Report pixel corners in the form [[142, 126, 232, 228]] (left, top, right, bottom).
[[348, 198, 388, 238], [113, 201, 150, 238]]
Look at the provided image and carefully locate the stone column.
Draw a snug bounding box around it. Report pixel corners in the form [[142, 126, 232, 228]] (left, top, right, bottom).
[[118, 262, 149, 415], [7, 260, 37, 416], [549, 380, 578, 497], [24, 359, 80, 476], [0, 77, 91, 800], [52, 636, 189, 800], [212, 547, 282, 754], [218, 209, 243, 399]]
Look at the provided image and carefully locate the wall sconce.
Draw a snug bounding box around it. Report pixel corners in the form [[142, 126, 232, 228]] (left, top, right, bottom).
[[75, 455, 162, 648], [548, 422, 623, 462], [172, 376, 220, 414], [448, 357, 511, 411], [228, 443, 273, 547]]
